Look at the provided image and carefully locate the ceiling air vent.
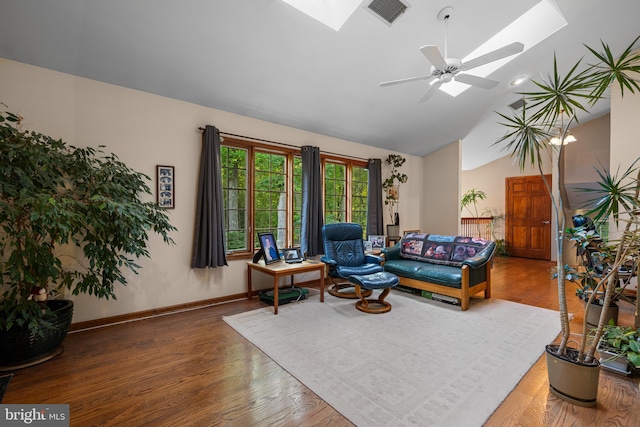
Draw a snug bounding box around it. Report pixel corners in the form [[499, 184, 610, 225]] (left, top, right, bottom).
[[508, 98, 526, 111], [367, 0, 409, 25]]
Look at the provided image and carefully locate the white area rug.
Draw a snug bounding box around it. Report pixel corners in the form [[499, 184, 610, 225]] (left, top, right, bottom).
[[223, 291, 560, 427]]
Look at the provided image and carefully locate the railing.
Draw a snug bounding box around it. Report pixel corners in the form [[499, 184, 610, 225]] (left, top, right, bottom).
[[460, 217, 494, 241]]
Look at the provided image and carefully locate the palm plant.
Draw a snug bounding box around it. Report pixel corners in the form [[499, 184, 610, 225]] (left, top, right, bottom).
[[460, 188, 488, 218], [493, 35, 640, 365]]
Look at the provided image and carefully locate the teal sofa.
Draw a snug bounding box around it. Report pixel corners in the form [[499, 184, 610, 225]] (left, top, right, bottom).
[[381, 233, 496, 311]]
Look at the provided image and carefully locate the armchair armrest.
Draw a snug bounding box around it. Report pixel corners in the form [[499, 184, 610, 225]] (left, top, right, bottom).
[[320, 256, 338, 276], [320, 256, 337, 267], [365, 254, 383, 265]]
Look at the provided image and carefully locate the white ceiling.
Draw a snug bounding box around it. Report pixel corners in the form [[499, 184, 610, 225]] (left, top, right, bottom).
[[1, 0, 639, 170]]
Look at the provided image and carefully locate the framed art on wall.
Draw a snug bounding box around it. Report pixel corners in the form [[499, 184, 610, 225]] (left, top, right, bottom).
[[157, 165, 175, 209]]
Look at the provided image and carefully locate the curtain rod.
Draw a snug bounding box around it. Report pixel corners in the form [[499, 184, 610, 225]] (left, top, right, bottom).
[[198, 128, 368, 162]]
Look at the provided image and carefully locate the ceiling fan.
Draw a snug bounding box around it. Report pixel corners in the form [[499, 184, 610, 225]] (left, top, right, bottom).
[[379, 6, 524, 103]]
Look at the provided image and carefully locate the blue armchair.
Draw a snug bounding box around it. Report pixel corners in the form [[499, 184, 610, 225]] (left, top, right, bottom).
[[321, 223, 384, 298]]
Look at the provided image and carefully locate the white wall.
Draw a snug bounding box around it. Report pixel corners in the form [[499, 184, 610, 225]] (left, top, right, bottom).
[[610, 59, 640, 240], [461, 114, 612, 261], [421, 140, 461, 235], [461, 154, 549, 240], [0, 58, 423, 323]]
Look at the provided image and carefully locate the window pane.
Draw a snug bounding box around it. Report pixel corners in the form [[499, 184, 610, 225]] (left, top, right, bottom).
[[221, 146, 248, 252], [293, 157, 302, 246], [325, 162, 346, 224], [255, 151, 287, 248], [351, 165, 368, 235]]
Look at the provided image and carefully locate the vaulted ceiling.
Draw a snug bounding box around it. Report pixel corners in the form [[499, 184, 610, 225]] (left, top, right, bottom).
[[1, 0, 639, 169]]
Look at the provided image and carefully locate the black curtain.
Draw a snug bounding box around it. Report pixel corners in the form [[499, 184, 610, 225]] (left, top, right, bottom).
[[301, 146, 324, 256], [367, 158, 383, 237], [191, 125, 228, 268]]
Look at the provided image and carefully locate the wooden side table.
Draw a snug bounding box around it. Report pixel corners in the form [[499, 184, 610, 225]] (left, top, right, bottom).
[[247, 260, 325, 314], [386, 236, 401, 247]]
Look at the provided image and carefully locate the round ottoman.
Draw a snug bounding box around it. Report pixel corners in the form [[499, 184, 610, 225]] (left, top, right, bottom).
[[348, 271, 399, 313]]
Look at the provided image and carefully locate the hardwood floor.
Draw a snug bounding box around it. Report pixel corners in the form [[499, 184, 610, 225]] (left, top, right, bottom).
[[3, 257, 639, 426]]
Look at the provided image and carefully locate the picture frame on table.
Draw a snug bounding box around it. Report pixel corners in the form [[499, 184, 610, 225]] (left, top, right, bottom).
[[156, 165, 175, 209], [369, 235, 385, 249], [258, 232, 280, 264], [283, 247, 304, 264]]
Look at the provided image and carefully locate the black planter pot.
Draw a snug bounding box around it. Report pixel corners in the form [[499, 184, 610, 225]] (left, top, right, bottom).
[[545, 344, 600, 407], [0, 299, 74, 369]]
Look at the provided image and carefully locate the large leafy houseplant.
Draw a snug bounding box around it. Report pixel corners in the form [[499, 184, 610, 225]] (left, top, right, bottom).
[[494, 36, 640, 383], [0, 105, 176, 334], [382, 154, 408, 226]]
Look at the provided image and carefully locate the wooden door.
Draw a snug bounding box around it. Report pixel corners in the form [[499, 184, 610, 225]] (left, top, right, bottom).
[[506, 175, 551, 260]]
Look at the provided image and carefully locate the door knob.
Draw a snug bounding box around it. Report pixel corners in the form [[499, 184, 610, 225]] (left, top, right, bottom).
[[542, 221, 550, 224]]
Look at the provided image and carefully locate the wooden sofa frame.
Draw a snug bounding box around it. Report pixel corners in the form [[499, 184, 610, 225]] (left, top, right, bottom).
[[390, 262, 492, 311]]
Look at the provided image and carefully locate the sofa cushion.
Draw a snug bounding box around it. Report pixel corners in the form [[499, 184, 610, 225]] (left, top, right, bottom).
[[383, 259, 425, 277], [399, 233, 490, 267], [384, 259, 463, 288]]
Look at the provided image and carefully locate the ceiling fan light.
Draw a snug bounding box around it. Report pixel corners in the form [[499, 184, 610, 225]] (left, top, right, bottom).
[[510, 75, 527, 86], [549, 133, 577, 146]]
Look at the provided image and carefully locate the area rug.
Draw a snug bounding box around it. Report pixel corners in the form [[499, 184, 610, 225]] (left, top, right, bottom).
[[223, 291, 560, 427]]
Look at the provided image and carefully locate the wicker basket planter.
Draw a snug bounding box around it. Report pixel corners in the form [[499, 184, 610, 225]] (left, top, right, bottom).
[[0, 299, 74, 369]]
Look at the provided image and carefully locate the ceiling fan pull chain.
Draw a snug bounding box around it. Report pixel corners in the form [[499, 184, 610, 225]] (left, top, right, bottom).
[[443, 14, 448, 59]]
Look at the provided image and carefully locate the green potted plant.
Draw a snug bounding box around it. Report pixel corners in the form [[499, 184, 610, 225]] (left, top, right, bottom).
[[0, 105, 176, 367], [460, 189, 508, 256], [494, 35, 640, 406], [561, 261, 619, 329], [565, 224, 639, 328], [596, 323, 640, 375], [460, 188, 488, 219], [382, 154, 407, 238]]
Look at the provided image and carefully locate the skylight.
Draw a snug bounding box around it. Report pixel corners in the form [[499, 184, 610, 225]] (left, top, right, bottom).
[[280, 0, 363, 31], [440, 0, 568, 97]]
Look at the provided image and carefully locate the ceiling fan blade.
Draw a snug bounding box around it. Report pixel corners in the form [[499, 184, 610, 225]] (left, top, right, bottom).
[[379, 75, 434, 87], [418, 80, 444, 103], [455, 73, 499, 89], [460, 42, 524, 71], [419, 45, 447, 69]]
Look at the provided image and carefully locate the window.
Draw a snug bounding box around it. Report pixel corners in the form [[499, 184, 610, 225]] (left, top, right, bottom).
[[324, 159, 369, 235], [221, 138, 369, 256], [324, 162, 346, 224], [292, 156, 303, 246], [351, 165, 369, 236], [254, 151, 287, 248], [221, 146, 248, 253]]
